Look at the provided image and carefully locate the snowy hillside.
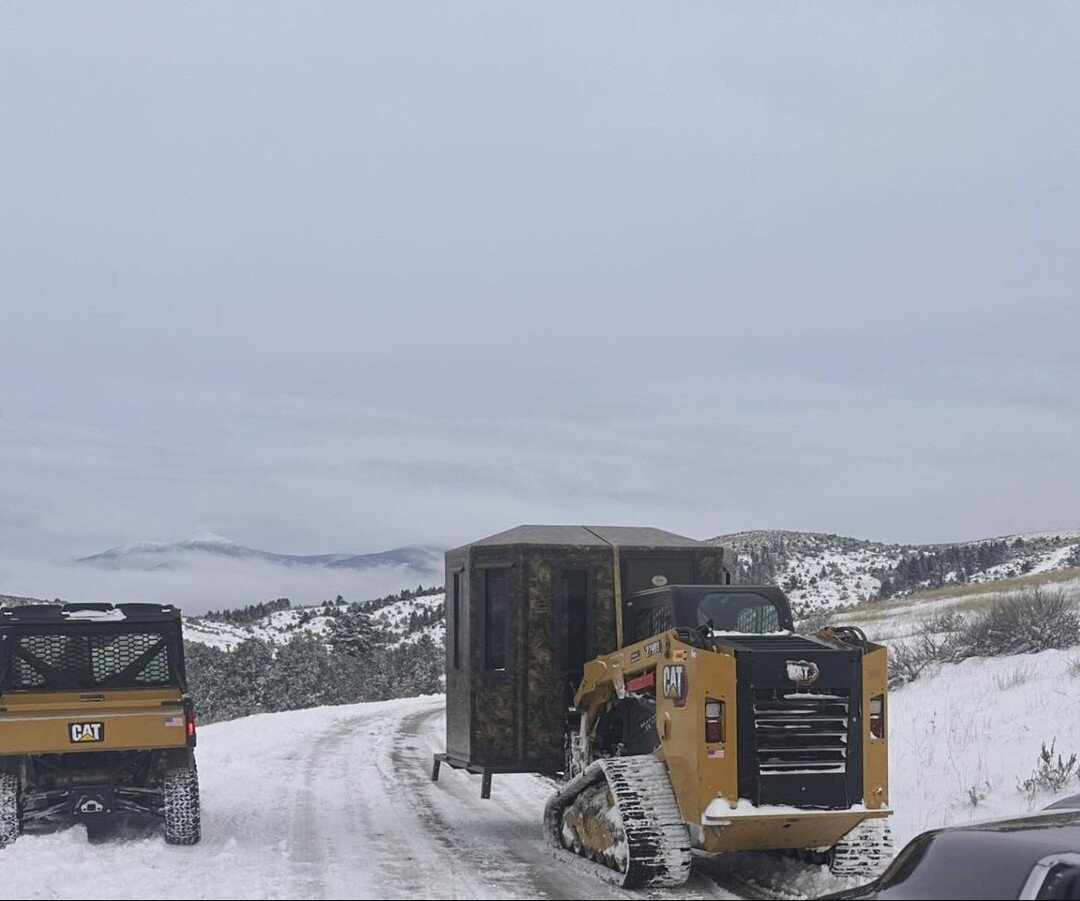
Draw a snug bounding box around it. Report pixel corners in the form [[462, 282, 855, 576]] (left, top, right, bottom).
[[712, 528, 1080, 615], [829, 571, 1080, 647], [183, 591, 446, 651], [889, 648, 1080, 838]]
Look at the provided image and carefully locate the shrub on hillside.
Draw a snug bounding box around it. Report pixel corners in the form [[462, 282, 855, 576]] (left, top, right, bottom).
[[1018, 739, 1079, 798], [888, 613, 966, 687], [890, 591, 1080, 687], [960, 587, 1080, 657]]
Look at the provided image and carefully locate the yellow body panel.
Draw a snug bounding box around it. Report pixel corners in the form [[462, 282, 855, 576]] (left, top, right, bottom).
[[861, 644, 889, 808], [0, 687, 187, 756], [575, 628, 891, 851], [697, 807, 890, 853], [656, 644, 739, 824]]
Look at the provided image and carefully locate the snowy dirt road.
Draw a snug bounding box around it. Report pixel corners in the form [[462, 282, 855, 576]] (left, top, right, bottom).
[[2, 695, 840, 900]]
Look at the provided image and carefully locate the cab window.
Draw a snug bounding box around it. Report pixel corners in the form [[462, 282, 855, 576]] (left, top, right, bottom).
[[697, 592, 782, 633]]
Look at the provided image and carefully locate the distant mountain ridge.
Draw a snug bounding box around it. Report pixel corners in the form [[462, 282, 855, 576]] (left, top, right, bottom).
[[709, 528, 1080, 615], [76, 533, 444, 574], [27, 526, 1080, 623]]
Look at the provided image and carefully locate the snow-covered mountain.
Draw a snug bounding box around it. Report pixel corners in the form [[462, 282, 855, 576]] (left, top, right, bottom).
[[711, 528, 1080, 615], [77, 532, 444, 575]]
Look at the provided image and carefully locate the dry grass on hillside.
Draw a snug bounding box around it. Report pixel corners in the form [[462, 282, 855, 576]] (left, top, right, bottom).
[[829, 568, 1080, 634]]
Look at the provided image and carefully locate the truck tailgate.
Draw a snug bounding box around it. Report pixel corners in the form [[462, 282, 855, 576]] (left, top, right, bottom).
[[0, 687, 189, 755]]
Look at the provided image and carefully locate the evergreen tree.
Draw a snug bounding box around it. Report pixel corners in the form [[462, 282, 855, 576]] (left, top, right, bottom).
[[228, 638, 276, 715], [329, 606, 386, 658], [271, 633, 341, 710]]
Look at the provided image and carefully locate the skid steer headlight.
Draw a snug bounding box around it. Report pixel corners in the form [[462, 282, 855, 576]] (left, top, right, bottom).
[[705, 700, 722, 719]]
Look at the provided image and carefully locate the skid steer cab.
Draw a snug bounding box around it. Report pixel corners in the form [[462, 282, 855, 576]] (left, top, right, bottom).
[[0, 603, 201, 847], [545, 585, 891, 888]]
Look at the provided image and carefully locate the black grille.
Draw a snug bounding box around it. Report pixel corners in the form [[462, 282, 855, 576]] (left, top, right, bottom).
[[753, 688, 849, 776], [13, 632, 170, 690]]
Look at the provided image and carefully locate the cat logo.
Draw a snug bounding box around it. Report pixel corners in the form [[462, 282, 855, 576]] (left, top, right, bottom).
[[68, 722, 105, 743], [786, 660, 821, 687], [662, 664, 688, 707]]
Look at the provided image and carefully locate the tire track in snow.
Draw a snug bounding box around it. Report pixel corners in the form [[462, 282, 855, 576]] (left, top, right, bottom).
[[385, 705, 555, 898], [390, 705, 740, 901], [287, 714, 354, 898], [287, 701, 488, 900]]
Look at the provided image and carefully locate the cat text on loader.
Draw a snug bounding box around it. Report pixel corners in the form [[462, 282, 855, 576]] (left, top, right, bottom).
[[543, 585, 891, 888]]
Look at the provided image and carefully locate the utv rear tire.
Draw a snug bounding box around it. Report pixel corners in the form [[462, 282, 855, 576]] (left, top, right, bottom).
[[0, 771, 20, 848], [163, 764, 201, 845]]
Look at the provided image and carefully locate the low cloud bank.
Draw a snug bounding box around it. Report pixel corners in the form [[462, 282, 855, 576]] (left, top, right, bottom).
[[0, 552, 441, 615]]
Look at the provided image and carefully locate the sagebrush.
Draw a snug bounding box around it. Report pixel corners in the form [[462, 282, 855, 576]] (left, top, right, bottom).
[[960, 587, 1080, 657], [889, 588, 1080, 686], [888, 611, 966, 686], [1018, 739, 1079, 797]]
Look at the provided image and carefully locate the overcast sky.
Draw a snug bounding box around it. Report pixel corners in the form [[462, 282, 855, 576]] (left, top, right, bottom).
[[1, 3, 1078, 584]]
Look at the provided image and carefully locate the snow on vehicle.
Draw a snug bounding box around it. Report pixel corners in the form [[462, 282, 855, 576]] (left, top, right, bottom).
[[0, 602, 200, 846], [432, 525, 891, 887]]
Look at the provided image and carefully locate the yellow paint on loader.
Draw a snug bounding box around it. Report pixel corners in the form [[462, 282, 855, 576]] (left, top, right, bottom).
[[573, 628, 890, 855]]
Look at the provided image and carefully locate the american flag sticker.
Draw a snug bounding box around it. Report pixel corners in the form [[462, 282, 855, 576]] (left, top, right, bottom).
[[164, 715, 184, 727], [707, 749, 725, 759]]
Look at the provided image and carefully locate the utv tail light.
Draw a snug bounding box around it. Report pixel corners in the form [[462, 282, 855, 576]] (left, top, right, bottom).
[[869, 694, 885, 740], [183, 698, 197, 747], [705, 698, 725, 744]]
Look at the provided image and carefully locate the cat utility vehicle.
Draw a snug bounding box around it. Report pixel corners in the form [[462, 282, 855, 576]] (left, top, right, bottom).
[[0, 603, 200, 846], [435, 526, 891, 889]]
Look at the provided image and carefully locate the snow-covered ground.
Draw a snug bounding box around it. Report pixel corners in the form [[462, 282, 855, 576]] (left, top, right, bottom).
[[888, 648, 1080, 842], [6, 640, 1080, 900], [1, 697, 738, 900]]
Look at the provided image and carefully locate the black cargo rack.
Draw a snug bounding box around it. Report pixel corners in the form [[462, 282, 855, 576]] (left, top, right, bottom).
[[0, 603, 182, 625], [0, 603, 188, 693]]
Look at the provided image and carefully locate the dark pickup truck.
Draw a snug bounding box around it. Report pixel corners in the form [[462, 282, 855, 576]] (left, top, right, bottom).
[[820, 808, 1080, 900]]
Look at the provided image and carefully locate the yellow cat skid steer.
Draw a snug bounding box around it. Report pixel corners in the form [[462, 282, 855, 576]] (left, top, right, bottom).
[[543, 586, 891, 887]]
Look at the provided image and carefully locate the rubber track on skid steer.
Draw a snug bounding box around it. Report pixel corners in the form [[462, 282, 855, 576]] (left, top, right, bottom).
[[542, 755, 692, 888], [829, 818, 894, 878]]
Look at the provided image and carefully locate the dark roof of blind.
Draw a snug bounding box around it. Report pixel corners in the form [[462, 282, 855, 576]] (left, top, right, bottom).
[[453, 524, 706, 551]]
